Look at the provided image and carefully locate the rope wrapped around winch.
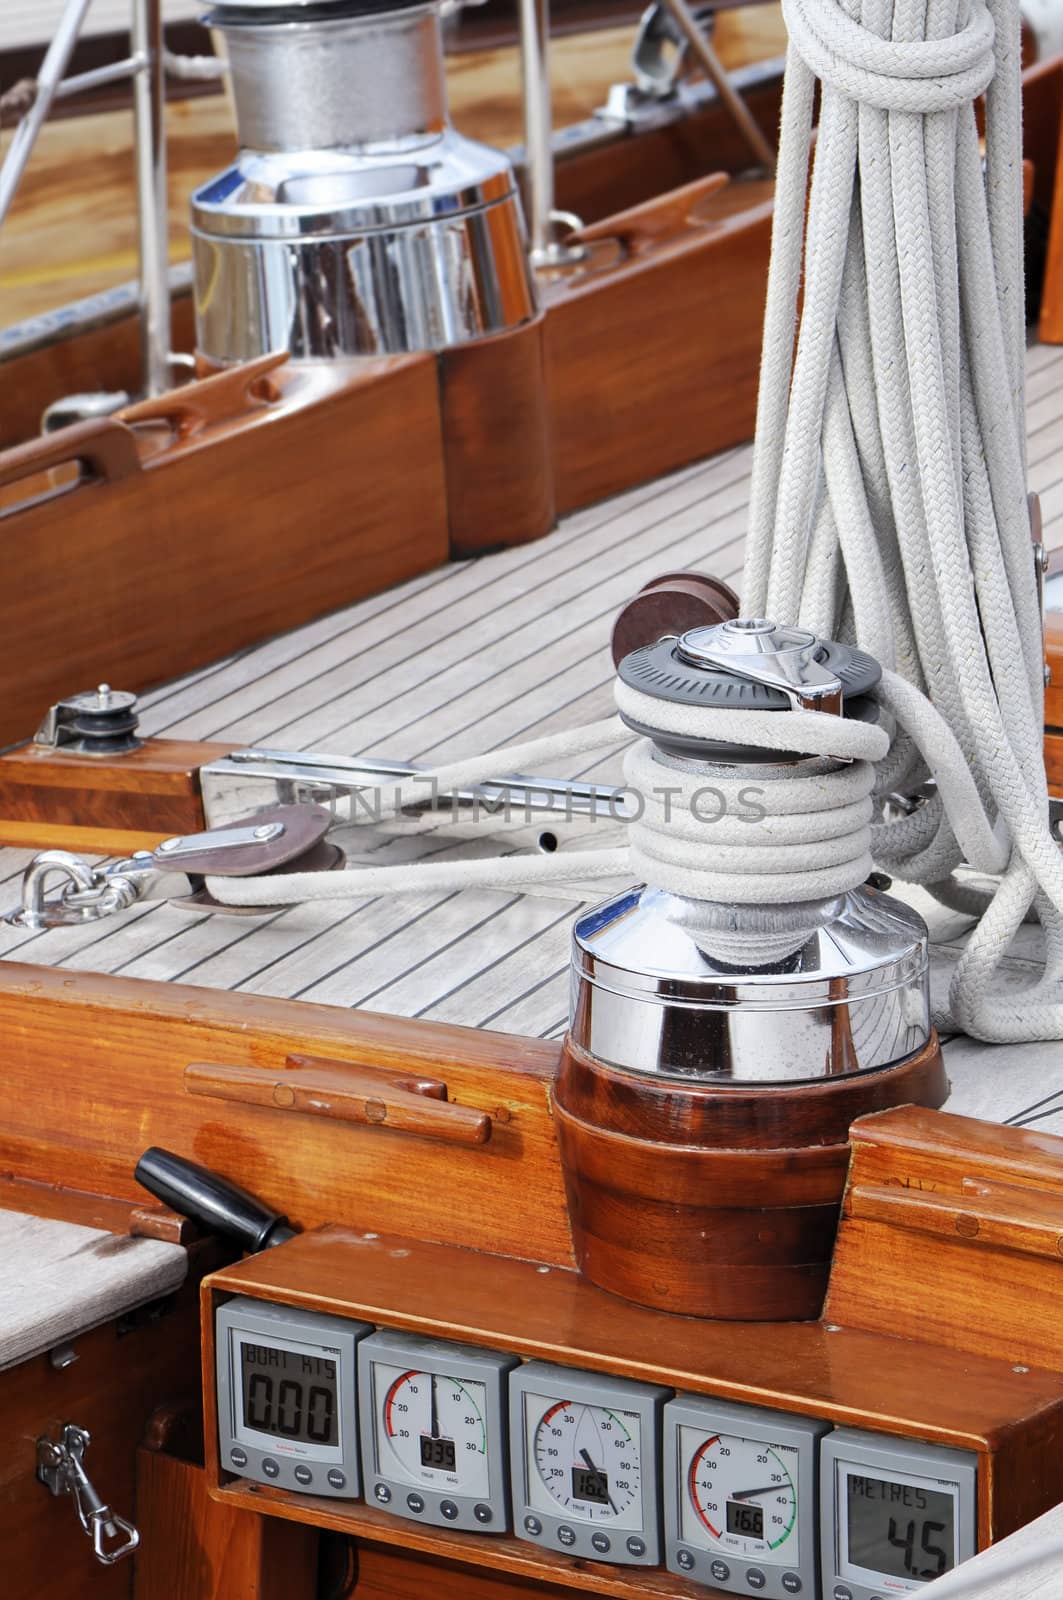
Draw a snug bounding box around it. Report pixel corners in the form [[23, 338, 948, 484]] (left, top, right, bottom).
[[206, 0, 1063, 1044]]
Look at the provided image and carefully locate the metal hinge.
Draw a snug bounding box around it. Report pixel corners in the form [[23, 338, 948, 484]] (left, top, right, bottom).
[[36, 1423, 139, 1566]]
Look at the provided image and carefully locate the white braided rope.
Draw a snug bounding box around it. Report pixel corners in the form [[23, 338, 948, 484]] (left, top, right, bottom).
[[742, 0, 1063, 1040]]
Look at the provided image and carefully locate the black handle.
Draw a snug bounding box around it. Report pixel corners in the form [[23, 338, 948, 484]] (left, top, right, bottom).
[[135, 1147, 296, 1252]]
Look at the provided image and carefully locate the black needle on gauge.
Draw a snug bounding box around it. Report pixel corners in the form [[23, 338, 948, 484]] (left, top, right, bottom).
[[580, 1446, 618, 1514], [430, 1374, 439, 1438], [731, 1484, 781, 1500]]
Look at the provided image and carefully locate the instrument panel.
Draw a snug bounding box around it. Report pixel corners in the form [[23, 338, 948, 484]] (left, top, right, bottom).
[[214, 1296, 978, 1597]]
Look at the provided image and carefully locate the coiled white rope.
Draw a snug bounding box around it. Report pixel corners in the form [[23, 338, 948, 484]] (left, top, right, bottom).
[[205, 680, 974, 922], [742, 0, 1063, 1040], [209, 0, 1062, 1043]]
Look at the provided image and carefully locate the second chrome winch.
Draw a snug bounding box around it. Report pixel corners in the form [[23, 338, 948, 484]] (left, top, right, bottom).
[[192, 0, 537, 360]]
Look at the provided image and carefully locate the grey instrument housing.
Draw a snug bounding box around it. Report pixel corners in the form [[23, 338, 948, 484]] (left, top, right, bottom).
[[820, 1428, 977, 1600], [216, 1296, 370, 1497], [663, 1394, 829, 1599], [510, 1360, 671, 1566], [359, 1329, 517, 1532]]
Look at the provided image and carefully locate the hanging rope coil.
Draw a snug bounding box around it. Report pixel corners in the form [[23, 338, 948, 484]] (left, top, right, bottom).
[[783, 0, 996, 111], [742, 0, 1063, 1040]]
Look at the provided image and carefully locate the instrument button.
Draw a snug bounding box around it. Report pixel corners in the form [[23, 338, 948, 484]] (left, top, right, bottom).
[[261, 1458, 279, 1479], [710, 1560, 731, 1582], [229, 1447, 248, 1468], [293, 1465, 313, 1486], [746, 1570, 767, 1590], [440, 1501, 459, 1521], [591, 1532, 611, 1554], [327, 1469, 347, 1491], [374, 1483, 392, 1505], [626, 1537, 647, 1558], [406, 1493, 425, 1514], [473, 1504, 493, 1525], [557, 1525, 577, 1547], [833, 1587, 854, 1600], [782, 1576, 802, 1594], [523, 1515, 542, 1536], [676, 1549, 696, 1571]]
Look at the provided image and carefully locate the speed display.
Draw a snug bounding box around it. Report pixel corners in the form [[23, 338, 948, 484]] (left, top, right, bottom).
[[240, 1342, 338, 1446], [215, 1297, 370, 1499]]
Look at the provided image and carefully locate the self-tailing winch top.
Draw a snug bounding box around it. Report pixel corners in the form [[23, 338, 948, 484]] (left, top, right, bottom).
[[616, 617, 880, 760]]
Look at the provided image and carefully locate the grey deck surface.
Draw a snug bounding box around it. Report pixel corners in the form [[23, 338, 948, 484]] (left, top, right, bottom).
[[1, 342, 1062, 1125]]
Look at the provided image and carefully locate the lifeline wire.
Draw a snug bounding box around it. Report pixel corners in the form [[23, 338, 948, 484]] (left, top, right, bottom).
[[207, 0, 1063, 1043]]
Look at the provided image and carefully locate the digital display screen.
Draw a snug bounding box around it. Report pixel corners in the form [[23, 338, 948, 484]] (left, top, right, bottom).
[[846, 1474, 955, 1581], [572, 1466, 609, 1504], [727, 1499, 765, 1539], [240, 1342, 339, 1447], [420, 1435, 457, 1471]]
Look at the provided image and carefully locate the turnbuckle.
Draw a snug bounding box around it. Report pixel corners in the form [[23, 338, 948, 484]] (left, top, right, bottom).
[[36, 1424, 140, 1566], [3, 850, 153, 928]]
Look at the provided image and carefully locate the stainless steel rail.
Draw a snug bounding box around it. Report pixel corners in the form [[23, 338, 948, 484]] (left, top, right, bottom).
[[131, 0, 171, 397]]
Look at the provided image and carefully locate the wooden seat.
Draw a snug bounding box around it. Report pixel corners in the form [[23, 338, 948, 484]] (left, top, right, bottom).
[[0, 1209, 186, 1371]]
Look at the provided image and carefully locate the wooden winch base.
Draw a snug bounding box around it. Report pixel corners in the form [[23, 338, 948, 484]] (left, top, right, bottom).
[[554, 1033, 949, 1321]]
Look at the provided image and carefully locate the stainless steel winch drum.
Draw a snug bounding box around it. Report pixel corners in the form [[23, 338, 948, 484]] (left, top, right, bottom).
[[193, 0, 537, 359], [570, 882, 931, 1083], [569, 619, 932, 1085]]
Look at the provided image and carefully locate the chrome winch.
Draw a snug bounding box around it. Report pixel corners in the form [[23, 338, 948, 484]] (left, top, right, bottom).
[[569, 618, 932, 1084], [192, 0, 537, 360]]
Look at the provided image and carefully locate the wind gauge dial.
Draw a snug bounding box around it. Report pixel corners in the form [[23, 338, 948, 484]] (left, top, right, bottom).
[[358, 1330, 516, 1532], [510, 1361, 669, 1566], [664, 1395, 829, 1600]]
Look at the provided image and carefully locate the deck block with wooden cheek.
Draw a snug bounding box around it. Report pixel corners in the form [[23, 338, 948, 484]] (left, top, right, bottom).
[[0, 738, 233, 854]]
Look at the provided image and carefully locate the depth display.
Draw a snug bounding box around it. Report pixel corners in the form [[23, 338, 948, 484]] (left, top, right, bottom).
[[240, 1342, 338, 1446], [846, 1475, 955, 1581]]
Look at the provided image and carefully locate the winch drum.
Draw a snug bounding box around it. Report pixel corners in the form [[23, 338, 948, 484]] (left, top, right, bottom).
[[193, 0, 537, 360]]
